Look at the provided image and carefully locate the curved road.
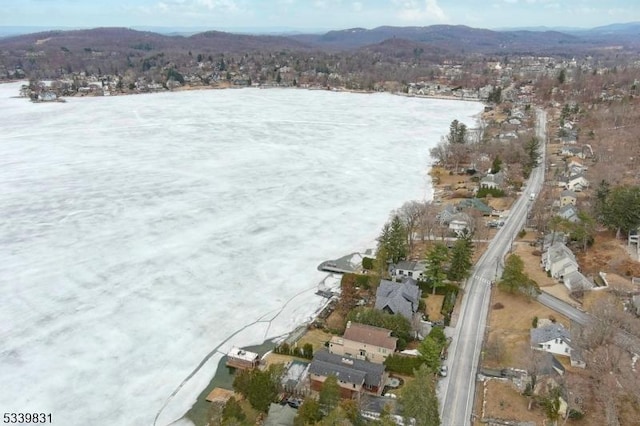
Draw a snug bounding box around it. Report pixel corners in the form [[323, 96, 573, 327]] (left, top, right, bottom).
[[439, 109, 547, 426]]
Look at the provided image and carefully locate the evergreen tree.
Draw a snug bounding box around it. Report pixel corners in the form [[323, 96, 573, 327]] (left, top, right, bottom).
[[222, 397, 246, 423], [318, 375, 340, 413], [424, 243, 449, 294], [417, 337, 441, 373], [400, 364, 441, 426], [294, 398, 322, 426], [447, 119, 467, 144], [498, 254, 537, 297], [448, 231, 474, 282], [376, 216, 408, 265]]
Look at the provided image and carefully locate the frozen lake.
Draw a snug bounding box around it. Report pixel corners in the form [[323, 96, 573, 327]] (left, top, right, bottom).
[[0, 82, 481, 425]]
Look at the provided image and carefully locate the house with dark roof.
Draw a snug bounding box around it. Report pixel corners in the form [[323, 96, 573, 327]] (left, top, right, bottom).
[[556, 204, 580, 223], [307, 350, 387, 398], [329, 322, 397, 364], [437, 204, 458, 225], [374, 278, 421, 321], [531, 323, 572, 356], [530, 323, 585, 368], [480, 171, 505, 190], [457, 198, 493, 216]]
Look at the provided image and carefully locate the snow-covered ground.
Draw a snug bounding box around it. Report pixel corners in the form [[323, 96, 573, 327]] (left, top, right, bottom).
[[0, 82, 481, 425]]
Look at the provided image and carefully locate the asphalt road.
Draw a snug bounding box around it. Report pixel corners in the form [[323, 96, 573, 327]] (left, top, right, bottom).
[[439, 109, 547, 426]]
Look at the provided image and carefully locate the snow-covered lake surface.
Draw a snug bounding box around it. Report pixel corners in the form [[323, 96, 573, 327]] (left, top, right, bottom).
[[0, 82, 481, 425]]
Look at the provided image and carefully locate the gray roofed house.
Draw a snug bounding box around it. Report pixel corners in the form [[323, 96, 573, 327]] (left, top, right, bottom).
[[375, 278, 421, 320], [480, 171, 505, 190], [530, 323, 585, 368], [457, 198, 493, 216], [542, 232, 567, 251], [562, 270, 594, 293], [557, 204, 580, 223], [437, 204, 458, 225], [308, 349, 387, 397], [542, 242, 578, 279], [541, 242, 592, 293]]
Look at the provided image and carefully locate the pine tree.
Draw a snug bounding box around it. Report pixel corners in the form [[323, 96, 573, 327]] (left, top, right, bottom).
[[424, 243, 449, 294], [448, 232, 474, 282]]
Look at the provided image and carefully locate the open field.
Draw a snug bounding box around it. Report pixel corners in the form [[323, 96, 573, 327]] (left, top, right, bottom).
[[484, 289, 569, 370]]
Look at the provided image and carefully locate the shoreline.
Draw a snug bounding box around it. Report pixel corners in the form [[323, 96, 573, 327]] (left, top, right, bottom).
[[5, 78, 486, 107], [170, 89, 485, 426]]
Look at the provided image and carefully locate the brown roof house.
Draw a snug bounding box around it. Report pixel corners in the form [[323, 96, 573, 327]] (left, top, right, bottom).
[[308, 349, 387, 399], [329, 322, 397, 364]]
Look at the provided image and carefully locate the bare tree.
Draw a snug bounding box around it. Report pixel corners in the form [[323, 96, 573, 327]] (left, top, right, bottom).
[[417, 201, 440, 241], [397, 200, 424, 252]]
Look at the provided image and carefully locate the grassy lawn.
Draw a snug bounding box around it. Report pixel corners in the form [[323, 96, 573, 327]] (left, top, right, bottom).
[[297, 328, 333, 352], [424, 295, 444, 322], [484, 289, 569, 370]]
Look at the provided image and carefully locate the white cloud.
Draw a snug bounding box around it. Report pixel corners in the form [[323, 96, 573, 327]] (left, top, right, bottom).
[[352, 1, 363, 12], [394, 0, 447, 23]]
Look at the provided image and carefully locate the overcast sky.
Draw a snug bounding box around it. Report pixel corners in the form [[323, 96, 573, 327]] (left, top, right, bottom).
[[2, 0, 639, 31]]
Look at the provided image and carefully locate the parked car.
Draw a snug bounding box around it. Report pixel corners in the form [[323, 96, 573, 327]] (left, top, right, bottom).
[[439, 365, 448, 377]]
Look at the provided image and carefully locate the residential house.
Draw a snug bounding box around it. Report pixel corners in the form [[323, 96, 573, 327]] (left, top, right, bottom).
[[480, 171, 505, 190], [541, 242, 593, 292], [448, 212, 474, 235], [542, 242, 579, 279], [560, 145, 583, 158], [563, 173, 589, 192], [559, 190, 578, 207], [542, 232, 567, 251], [308, 350, 387, 398], [437, 204, 458, 226], [225, 347, 260, 370], [567, 159, 586, 176], [557, 205, 580, 223], [530, 323, 585, 368], [390, 260, 426, 281], [530, 323, 573, 357], [375, 278, 421, 321], [457, 198, 493, 216], [329, 322, 397, 364]]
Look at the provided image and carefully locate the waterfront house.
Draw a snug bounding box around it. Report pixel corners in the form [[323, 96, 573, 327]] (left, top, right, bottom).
[[308, 349, 387, 398], [374, 278, 421, 321], [329, 322, 397, 364], [226, 347, 260, 370], [390, 260, 426, 281]]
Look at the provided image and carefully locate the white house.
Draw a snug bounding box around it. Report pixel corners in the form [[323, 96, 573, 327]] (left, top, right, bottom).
[[530, 323, 585, 368], [541, 242, 593, 292], [563, 174, 589, 192], [542, 242, 579, 279], [391, 260, 426, 280], [448, 212, 473, 235]]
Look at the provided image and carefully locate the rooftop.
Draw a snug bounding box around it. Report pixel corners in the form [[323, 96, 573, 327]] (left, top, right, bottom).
[[340, 322, 398, 350]]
